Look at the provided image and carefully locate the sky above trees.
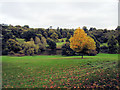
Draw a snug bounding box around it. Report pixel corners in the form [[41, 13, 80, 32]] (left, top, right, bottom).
[[0, 0, 118, 29]]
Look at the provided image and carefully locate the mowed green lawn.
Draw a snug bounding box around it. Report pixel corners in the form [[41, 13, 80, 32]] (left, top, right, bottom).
[[2, 54, 119, 88]]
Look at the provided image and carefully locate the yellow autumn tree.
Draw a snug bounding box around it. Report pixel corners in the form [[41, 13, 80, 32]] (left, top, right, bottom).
[[69, 27, 96, 58]]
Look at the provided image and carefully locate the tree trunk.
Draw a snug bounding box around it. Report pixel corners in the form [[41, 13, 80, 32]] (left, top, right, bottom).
[[82, 55, 83, 59]]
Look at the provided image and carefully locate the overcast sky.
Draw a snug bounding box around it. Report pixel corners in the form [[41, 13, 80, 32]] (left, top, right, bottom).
[[0, 0, 118, 29]]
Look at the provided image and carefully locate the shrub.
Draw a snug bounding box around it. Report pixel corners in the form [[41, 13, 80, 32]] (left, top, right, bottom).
[[62, 42, 75, 56], [100, 45, 109, 53], [23, 41, 35, 55], [40, 36, 47, 46], [18, 50, 24, 54], [46, 38, 56, 49], [23, 41, 35, 49], [8, 51, 15, 55], [34, 45, 39, 54], [89, 35, 100, 54], [2, 48, 9, 55], [38, 43, 45, 51], [6, 39, 22, 53], [26, 48, 34, 56], [4, 39, 22, 55], [107, 36, 118, 54], [87, 50, 97, 56], [34, 36, 40, 44]]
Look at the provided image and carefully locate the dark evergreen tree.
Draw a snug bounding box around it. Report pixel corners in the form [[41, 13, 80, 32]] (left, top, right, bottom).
[[22, 30, 36, 41], [82, 26, 88, 33], [23, 25, 29, 28]]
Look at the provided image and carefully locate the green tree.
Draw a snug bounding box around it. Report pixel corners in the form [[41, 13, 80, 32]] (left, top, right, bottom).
[[50, 32, 58, 41], [26, 48, 34, 56], [66, 32, 71, 40], [82, 26, 88, 33], [43, 32, 48, 38], [23, 25, 29, 28], [107, 36, 118, 54], [117, 33, 120, 46], [62, 42, 75, 56], [34, 44, 39, 54], [115, 26, 120, 31], [22, 30, 36, 41], [3, 32, 16, 42], [117, 34, 120, 53], [38, 43, 45, 51], [48, 29, 54, 37], [89, 34, 100, 54], [46, 38, 56, 49], [6, 39, 22, 53], [37, 34, 42, 40], [23, 41, 35, 55], [40, 36, 47, 45], [34, 36, 41, 44]]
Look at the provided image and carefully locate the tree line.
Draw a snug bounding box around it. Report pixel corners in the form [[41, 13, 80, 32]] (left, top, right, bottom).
[[1, 24, 120, 56]]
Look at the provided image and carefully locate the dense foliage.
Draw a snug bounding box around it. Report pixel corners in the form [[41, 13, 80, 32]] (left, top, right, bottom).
[[107, 36, 118, 54], [69, 28, 96, 58], [1, 24, 120, 56], [62, 42, 75, 56], [46, 38, 56, 50]]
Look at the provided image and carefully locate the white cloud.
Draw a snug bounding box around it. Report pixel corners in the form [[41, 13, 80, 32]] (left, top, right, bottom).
[[0, 0, 118, 3], [0, 0, 118, 29]]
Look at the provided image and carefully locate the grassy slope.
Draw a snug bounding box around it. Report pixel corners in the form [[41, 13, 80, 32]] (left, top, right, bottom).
[[2, 54, 119, 88], [56, 42, 66, 48], [56, 38, 66, 48]]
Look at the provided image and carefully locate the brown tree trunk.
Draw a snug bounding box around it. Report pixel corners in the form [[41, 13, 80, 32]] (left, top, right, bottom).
[[82, 55, 83, 59]]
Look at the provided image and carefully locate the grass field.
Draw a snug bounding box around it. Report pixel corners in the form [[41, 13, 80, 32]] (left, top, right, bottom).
[[2, 54, 119, 88]]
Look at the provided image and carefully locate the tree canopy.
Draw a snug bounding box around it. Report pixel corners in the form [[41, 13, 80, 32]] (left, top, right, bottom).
[[1, 24, 119, 55], [70, 27, 96, 58]]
